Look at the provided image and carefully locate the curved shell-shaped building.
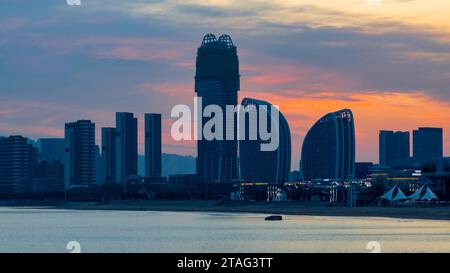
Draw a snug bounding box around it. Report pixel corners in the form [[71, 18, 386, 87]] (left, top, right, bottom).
[[301, 109, 355, 181], [239, 98, 291, 184]]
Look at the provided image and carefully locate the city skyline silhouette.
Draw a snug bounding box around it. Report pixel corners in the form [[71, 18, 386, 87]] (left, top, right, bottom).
[[1, 1, 450, 169], [1, 1, 450, 256]]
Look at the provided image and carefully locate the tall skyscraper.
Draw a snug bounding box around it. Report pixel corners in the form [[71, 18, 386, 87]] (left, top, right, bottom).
[[379, 130, 410, 167], [413, 127, 443, 164], [38, 138, 65, 163], [101, 127, 116, 185], [115, 112, 138, 185], [145, 113, 162, 178], [0, 136, 39, 194], [95, 145, 103, 186], [239, 98, 291, 184], [64, 120, 96, 187], [301, 109, 355, 180], [195, 34, 240, 183]]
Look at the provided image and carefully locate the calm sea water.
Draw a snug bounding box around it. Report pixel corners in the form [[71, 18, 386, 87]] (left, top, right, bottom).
[[0, 207, 449, 253]]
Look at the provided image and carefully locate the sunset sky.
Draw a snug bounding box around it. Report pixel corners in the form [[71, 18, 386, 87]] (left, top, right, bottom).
[[1, 0, 450, 170]]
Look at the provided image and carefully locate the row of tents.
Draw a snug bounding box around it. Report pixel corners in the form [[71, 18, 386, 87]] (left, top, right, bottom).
[[380, 185, 439, 202]]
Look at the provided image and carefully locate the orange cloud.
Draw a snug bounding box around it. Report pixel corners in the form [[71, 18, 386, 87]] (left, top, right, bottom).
[[241, 90, 450, 169], [241, 62, 361, 95]]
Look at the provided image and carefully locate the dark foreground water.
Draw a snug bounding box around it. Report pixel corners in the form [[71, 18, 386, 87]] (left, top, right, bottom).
[[0, 208, 449, 253]]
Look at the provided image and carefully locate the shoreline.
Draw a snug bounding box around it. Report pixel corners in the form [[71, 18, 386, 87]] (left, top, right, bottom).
[[1, 200, 449, 221]]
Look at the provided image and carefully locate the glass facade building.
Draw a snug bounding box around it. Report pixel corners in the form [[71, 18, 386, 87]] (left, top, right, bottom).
[[115, 112, 138, 185], [413, 127, 443, 164], [64, 120, 96, 187], [145, 113, 162, 178], [101, 127, 116, 185], [301, 109, 355, 180], [38, 138, 65, 163], [379, 130, 410, 167], [239, 98, 291, 184], [195, 34, 240, 183], [0, 136, 39, 194]]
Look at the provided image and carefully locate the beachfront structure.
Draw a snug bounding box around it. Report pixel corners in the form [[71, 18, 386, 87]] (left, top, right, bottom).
[[239, 98, 291, 184], [64, 120, 96, 187], [422, 157, 450, 201], [195, 34, 240, 183], [380, 185, 408, 202], [301, 109, 356, 181], [408, 185, 439, 201]]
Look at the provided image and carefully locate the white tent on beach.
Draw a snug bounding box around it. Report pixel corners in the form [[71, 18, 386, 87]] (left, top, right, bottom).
[[421, 186, 439, 201], [408, 185, 425, 201], [407, 185, 439, 201], [393, 187, 408, 201], [380, 186, 396, 201], [380, 185, 408, 201]]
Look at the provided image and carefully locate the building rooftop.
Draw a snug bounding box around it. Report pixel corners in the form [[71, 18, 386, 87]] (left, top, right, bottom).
[[201, 34, 235, 49]]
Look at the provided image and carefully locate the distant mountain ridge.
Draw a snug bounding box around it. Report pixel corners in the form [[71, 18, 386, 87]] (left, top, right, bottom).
[[138, 154, 196, 177]]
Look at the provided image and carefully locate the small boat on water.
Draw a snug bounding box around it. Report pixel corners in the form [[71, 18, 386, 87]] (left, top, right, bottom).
[[265, 215, 283, 221]]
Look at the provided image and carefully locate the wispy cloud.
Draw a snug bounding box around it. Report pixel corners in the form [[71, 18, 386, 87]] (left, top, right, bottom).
[[1, 0, 450, 165]]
